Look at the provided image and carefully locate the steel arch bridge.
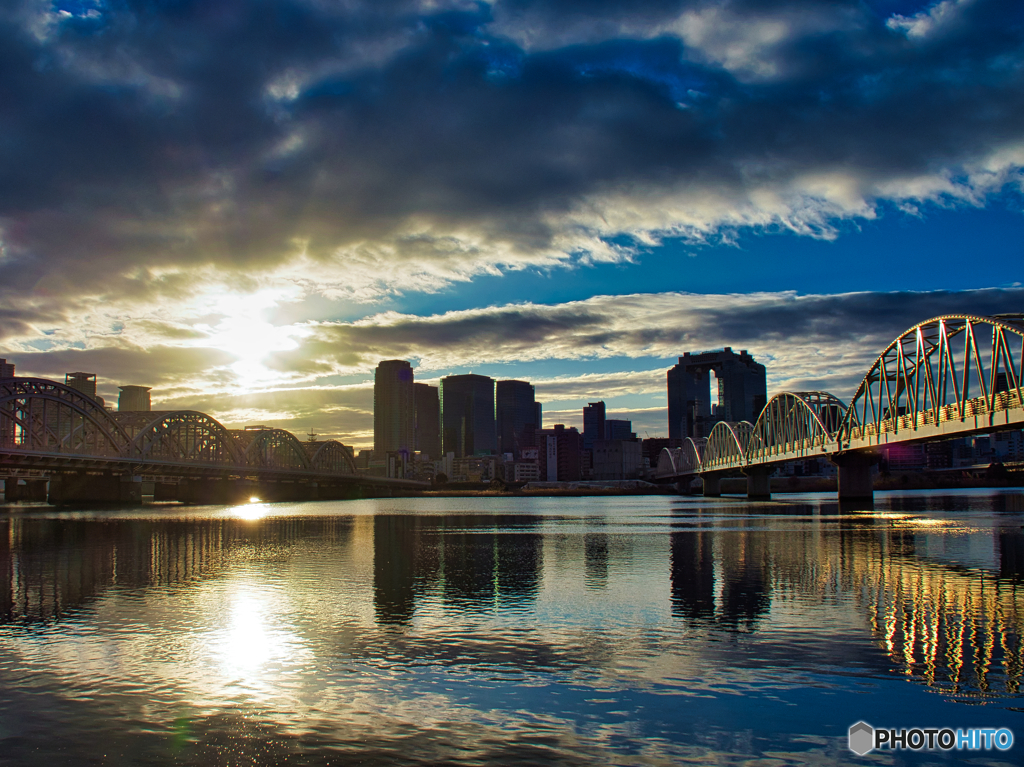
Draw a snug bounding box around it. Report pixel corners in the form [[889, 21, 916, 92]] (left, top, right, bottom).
[[1, 378, 419, 500], [655, 314, 1024, 498]]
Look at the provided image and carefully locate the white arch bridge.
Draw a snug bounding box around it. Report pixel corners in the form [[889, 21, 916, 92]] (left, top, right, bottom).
[[0, 381, 425, 504], [655, 314, 1024, 500]]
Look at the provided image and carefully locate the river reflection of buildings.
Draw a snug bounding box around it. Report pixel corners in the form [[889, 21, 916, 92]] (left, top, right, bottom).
[[669, 507, 1024, 699], [0, 516, 353, 622], [3, 506, 1023, 703], [373, 515, 543, 623]]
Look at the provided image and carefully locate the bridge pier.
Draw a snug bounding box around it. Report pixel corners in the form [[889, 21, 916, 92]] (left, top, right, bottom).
[[2, 478, 49, 502], [832, 452, 879, 501], [701, 474, 721, 497], [743, 466, 772, 499]]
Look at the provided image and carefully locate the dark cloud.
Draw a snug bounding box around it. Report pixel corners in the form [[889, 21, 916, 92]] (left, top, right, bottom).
[[0, 0, 1022, 317], [273, 287, 1024, 381], [7, 344, 238, 399]]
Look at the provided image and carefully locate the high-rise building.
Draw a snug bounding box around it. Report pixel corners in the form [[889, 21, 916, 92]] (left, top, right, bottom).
[[496, 380, 537, 456], [65, 372, 98, 401], [605, 419, 635, 440], [535, 402, 543, 431], [667, 348, 767, 440], [118, 385, 152, 412], [413, 383, 441, 459], [0, 359, 13, 446], [374, 360, 415, 457], [440, 374, 496, 458], [582, 401, 606, 450]]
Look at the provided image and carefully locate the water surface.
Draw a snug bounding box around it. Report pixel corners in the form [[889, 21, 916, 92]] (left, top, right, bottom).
[[2, 490, 1023, 765]]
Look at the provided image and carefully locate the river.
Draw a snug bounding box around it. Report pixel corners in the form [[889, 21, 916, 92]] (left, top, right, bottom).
[[1, 490, 1022, 765]]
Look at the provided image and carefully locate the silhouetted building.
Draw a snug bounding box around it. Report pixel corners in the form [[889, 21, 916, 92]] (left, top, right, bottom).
[[0, 359, 14, 378], [538, 424, 582, 481], [496, 380, 537, 456], [414, 383, 441, 459], [583, 401, 606, 450], [605, 418, 635, 440], [117, 385, 152, 412], [592, 439, 642, 480], [65, 372, 98, 400], [440, 374, 496, 458], [374, 360, 415, 458], [535, 402, 543, 431], [667, 347, 767, 439]]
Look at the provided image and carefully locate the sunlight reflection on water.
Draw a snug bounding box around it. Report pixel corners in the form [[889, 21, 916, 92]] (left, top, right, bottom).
[[0, 490, 1022, 765]]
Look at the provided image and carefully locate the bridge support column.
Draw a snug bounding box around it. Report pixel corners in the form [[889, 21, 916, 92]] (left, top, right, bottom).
[[701, 474, 721, 497], [832, 452, 879, 501], [3, 478, 48, 502], [743, 466, 772, 500]]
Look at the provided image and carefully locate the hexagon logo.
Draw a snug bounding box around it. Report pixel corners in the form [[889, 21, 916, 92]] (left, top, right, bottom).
[[848, 721, 874, 755]]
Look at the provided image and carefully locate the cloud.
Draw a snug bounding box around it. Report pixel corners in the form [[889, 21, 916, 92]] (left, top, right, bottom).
[[296, 287, 1024, 391], [0, 0, 1022, 335], [6, 286, 1021, 447]]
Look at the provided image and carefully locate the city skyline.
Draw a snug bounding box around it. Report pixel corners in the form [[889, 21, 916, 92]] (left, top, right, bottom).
[[0, 2, 1022, 449]]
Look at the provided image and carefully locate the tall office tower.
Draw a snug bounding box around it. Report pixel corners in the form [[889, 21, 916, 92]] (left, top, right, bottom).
[[535, 402, 543, 432], [582, 401, 606, 450], [440, 374, 496, 458], [0, 359, 13, 445], [413, 383, 441, 459], [118, 385, 152, 412], [374, 360, 415, 457], [605, 419, 635, 440], [496, 380, 537, 456], [667, 347, 767, 440], [65, 372, 98, 400]]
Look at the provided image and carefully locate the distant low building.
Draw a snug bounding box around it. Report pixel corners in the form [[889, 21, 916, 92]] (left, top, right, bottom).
[[593, 439, 643, 481], [0, 358, 14, 378]]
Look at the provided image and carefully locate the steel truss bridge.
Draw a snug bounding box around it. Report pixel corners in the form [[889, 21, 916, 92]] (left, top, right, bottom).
[[0, 381, 424, 504], [656, 314, 1024, 500]]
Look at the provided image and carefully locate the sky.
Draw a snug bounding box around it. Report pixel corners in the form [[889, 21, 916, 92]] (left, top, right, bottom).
[[1, 0, 1023, 449]]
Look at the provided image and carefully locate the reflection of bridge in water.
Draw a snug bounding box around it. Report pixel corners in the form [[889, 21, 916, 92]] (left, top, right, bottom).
[[656, 315, 1024, 500], [0, 380, 425, 504], [3, 506, 1022, 701], [670, 502, 1024, 700]]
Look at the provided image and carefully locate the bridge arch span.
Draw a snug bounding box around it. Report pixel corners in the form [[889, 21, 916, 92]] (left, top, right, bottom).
[[0, 378, 133, 457], [702, 421, 752, 470], [842, 314, 1024, 442], [747, 392, 845, 463], [132, 411, 244, 465], [241, 428, 312, 471], [308, 440, 357, 474]]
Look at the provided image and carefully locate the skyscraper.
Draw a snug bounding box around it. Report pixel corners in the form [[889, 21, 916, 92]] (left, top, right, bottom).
[[118, 385, 152, 412], [414, 382, 441, 459], [440, 374, 496, 458], [0, 359, 14, 378], [374, 360, 415, 457], [582, 401, 606, 450], [65, 372, 100, 403], [496, 380, 537, 456], [667, 347, 767, 440]]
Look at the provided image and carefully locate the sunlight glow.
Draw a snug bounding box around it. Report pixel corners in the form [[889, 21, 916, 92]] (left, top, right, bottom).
[[236, 500, 268, 520], [197, 289, 312, 389]]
